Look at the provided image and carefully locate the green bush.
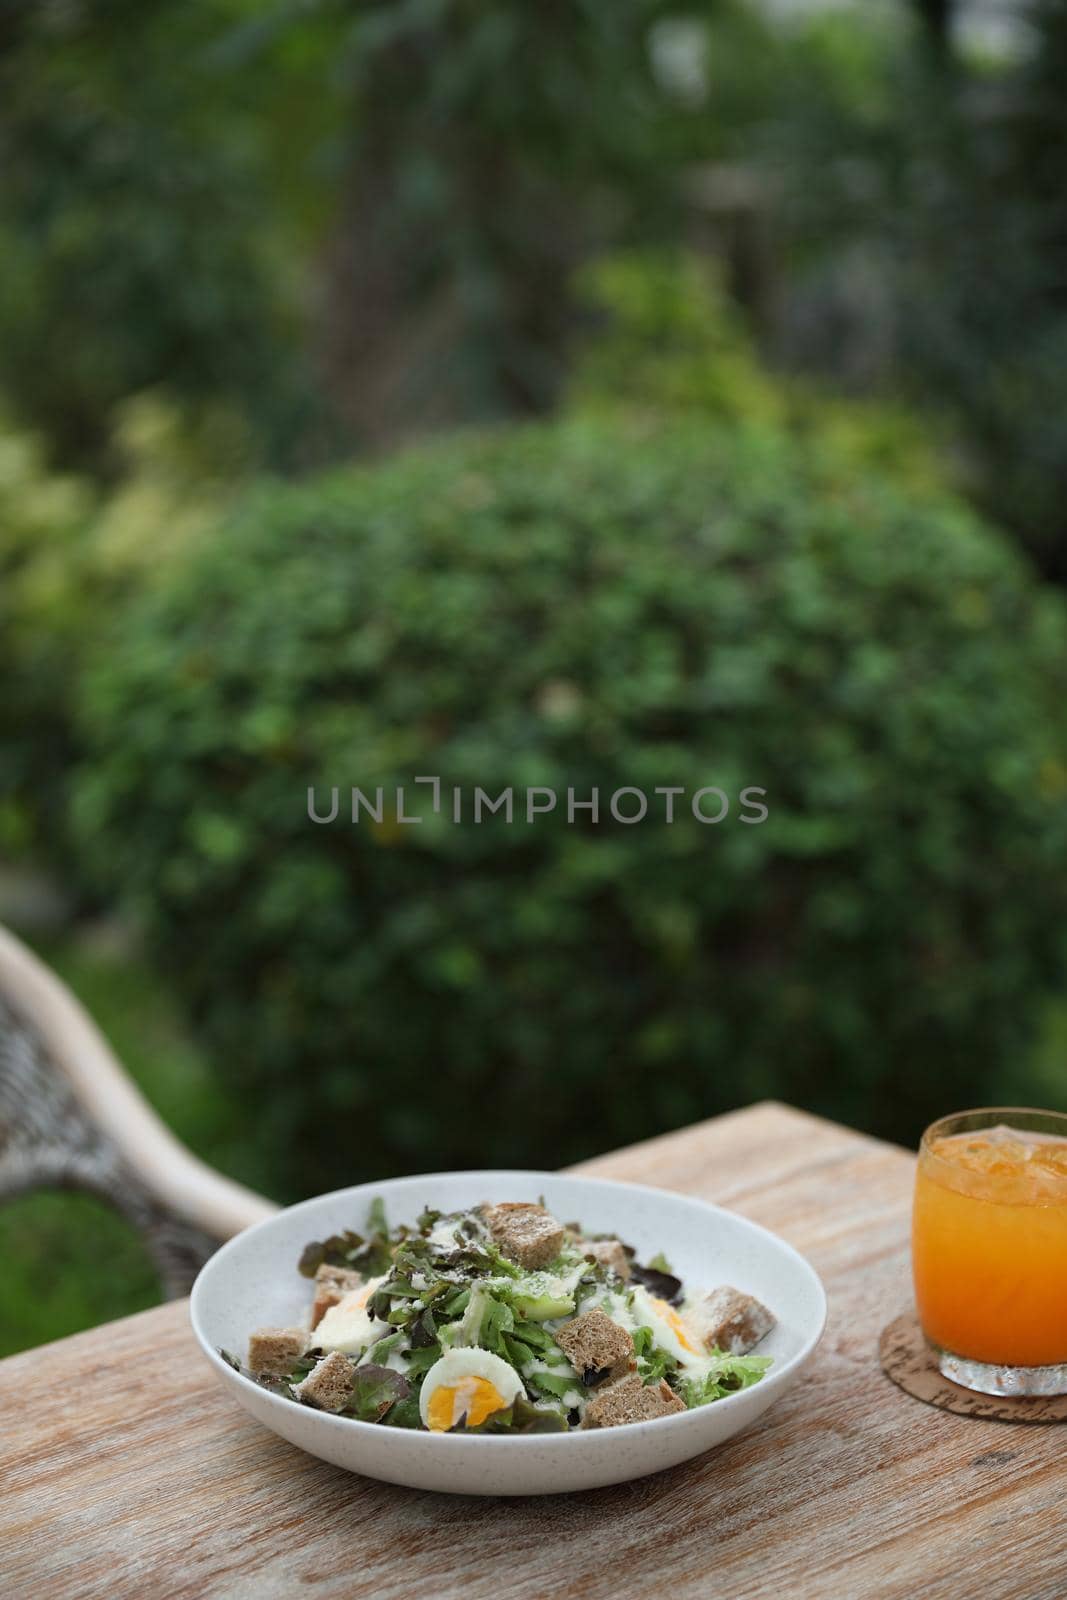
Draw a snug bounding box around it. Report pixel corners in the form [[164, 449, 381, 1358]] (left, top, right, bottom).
[[74, 418, 1067, 1194]]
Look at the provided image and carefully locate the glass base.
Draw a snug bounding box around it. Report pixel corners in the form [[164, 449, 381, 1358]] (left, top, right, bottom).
[[938, 1350, 1067, 1397]]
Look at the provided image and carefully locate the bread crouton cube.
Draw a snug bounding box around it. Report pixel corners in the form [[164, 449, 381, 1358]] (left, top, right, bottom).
[[247, 1326, 309, 1377], [582, 1239, 631, 1281], [293, 1350, 355, 1413], [553, 1308, 635, 1385], [311, 1264, 364, 1330], [698, 1286, 775, 1355], [581, 1372, 686, 1429], [483, 1202, 564, 1269]]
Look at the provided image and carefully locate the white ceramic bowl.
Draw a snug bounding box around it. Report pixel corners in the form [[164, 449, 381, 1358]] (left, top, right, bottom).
[[190, 1170, 826, 1495]]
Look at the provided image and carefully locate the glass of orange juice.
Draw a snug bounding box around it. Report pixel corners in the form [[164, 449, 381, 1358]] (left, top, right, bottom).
[[912, 1108, 1067, 1395]]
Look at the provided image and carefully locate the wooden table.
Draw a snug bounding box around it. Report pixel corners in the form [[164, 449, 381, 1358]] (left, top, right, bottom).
[[3, 1102, 1064, 1600]]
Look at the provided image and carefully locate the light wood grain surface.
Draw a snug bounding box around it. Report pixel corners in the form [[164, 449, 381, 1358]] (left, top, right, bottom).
[[3, 1102, 1064, 1600]]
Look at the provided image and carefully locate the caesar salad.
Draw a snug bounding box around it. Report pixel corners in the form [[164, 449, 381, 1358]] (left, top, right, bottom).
[[226, 1199, 775, 1433]]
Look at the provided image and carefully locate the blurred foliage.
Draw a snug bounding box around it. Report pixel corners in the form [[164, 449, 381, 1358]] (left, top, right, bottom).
[[0, 415, 93, 859], [3, 0, 1065, 579], [0, 397, 238, 865], [0, 1190, 160, 1358], [225, 0, 729, 443], [0, 0, 723, 463], [0, 0, 324, 469], [572, 251, 947, 494], [723, 0, 1067, 575], [71, 417, 1067, 1196], [573, 253, 788, 430]]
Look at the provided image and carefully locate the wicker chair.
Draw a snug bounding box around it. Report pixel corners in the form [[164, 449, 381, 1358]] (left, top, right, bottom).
[[0, 922, 278, 1297]]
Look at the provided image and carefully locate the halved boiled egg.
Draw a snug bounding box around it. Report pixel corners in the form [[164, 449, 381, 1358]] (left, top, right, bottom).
[[418, 1348, 524, 1432], [314, 1275, 385, 1356], [630, 1285, 703, 1368]]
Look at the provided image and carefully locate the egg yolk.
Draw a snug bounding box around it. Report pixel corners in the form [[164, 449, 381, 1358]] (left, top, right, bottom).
[[427, 1376, 507, 1432], [654, 1298, 698, 1354]]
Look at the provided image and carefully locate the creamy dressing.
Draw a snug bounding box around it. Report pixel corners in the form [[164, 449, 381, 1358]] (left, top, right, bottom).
[[598, 1290, 639, 1332], [377, 1345, 412, 1376], [546, 1255, 592, 1296], [519, 1357, 585, 1418], [427, 1217, 466, 1252], [520, 1356, 577, 1381]]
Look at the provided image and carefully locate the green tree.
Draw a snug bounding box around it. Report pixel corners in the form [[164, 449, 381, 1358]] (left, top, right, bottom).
[[0, 0, 316, 468], [234, 0, 721, 445]]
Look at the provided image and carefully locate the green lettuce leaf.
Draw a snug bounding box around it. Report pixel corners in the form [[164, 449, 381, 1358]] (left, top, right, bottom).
[[381, 1394, 423, 1430], [631, 1325, 676, 1384], [298, 1197, 394, 1278], [453, 1394, 567, 1434], [342, 1363, 411, 1423], [678, 1354, 772, 1407]]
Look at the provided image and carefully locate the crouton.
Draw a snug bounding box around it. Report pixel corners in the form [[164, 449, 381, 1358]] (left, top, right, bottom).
[[293, 1350, 355, 1413], [483, 1202, 565, 1269], [553, 1308, 635, 1385], [247, 1326, 309, 1377], [581, 1372, 686, 1429], [582, 1238, 631, 1281], [311, 1263, 364, 1330], [698, 1286, 776, 1355]]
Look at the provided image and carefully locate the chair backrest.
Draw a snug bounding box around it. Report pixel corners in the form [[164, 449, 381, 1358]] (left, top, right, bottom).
[[0, 922, 277, 1246]]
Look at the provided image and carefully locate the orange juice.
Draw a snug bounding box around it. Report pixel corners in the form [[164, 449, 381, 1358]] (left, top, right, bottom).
[[913, 1117, 1067, 1369]]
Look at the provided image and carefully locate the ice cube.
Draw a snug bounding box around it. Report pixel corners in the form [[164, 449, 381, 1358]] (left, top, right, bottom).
[[933, 1134, 1026, 1174], [1031, 1140, 1067, 1179]]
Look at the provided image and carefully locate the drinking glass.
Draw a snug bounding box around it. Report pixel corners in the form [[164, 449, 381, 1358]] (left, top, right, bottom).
[[912, 1107, 1067, 1396]]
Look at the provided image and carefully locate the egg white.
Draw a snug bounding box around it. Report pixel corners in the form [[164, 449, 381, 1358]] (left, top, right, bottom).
[[629, 1285, 706, 1372], [418, 1347, 524, 1431], [314, 1274, 386, 1356]]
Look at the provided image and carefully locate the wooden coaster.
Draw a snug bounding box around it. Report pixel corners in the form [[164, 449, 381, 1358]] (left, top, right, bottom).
[[879, 1313, 1067, 1423]]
